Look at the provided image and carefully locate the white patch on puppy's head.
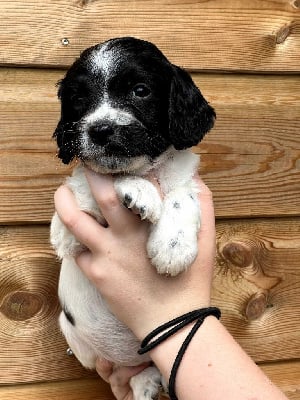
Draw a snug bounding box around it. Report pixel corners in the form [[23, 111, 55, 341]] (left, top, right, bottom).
[[89, 41, 119, 77]]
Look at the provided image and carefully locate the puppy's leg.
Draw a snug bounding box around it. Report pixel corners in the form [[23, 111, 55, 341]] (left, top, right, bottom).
[[115, 177, 162, 224], [147, 188, 200, 276], [51, 169, 105, 258], [50, 212, 85, 258], [130, 366, 162, 400], [59, 310, 97, 369]]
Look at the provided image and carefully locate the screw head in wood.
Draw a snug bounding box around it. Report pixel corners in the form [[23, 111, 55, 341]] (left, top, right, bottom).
[[61, 38, 70, 46]]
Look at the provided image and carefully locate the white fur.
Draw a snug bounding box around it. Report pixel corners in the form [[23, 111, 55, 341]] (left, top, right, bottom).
[[130, 367, 162, 400], [90, 43, 117, 76], [114, 176, 162, 223], [84, 102, 137, 127], [51, 147, 200, 399]]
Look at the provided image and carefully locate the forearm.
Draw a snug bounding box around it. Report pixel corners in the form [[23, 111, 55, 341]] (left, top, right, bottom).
[[149, 316, 288, 400]]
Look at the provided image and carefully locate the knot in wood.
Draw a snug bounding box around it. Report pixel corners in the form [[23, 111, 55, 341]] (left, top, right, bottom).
[[76, 0, 95, 7], [0, 291, 43, 321], [245, 292, 268, 321], [275, 24, 291, 44], [221, 241, 253, 268]]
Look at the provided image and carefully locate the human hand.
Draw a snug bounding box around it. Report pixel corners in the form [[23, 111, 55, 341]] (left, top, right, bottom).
[[96, 358, 151, 400], [54, 170, 216, 340]]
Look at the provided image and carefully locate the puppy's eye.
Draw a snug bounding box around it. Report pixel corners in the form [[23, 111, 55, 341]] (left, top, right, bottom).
[[71, 94, 85, 104], [132, 84, 151, 98]]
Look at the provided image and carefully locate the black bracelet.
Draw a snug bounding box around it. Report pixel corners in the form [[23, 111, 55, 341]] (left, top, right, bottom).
[[138, 307, 221, 400]]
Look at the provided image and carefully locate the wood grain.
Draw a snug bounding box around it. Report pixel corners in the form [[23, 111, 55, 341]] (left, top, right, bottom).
[[260, 360, 300, 400], [1, 68, 299, 223], [0, 360, 299, 400], [0, 220, 299, 384], [0, 226, 96, 384], [0, 378, 112, 400], [0, 0, 299, 72], [214, 217, 300, 363]]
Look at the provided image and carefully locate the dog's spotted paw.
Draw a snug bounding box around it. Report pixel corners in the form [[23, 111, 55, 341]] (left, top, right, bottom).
[[115, 176, 162, 224], [147, 225, 199, 276], [147, 189, 200, 276], [130, 366, 162, 400]]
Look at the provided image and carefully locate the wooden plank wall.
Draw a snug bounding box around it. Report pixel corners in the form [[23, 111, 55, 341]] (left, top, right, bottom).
[[0, 0, 299, 399]]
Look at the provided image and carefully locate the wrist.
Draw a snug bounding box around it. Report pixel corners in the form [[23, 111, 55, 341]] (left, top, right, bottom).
[[137, 308, 221, 400], [148, 316, 219, 390], [148, 316, 221, 396], [134, 301, 211, 341]]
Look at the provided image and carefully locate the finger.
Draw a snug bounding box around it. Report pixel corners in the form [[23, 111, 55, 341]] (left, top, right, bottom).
[[85, 169, 142, 233], [54, 185, 105, 252], [75, 250, 94, 279], [193, 176, 216, 272], [193, 175, 215, 238], [95, 358, 114, 383], [193, 174, 213, 197], [109, 364, 151, 400], [111, 364, 150, 387]]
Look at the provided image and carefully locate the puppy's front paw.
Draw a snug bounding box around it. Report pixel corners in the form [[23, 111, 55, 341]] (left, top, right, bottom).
[[147, 190, 200, 276], [115, 177, 162, 224], [147, 225, 198, 276], [130, 366, 162, 400]]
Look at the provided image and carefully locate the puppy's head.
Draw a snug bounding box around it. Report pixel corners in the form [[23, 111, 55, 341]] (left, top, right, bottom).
[[54, 37, 215, 173]]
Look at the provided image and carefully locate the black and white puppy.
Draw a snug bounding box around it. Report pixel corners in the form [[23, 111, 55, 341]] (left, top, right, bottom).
[[51, 37, 215, 400]]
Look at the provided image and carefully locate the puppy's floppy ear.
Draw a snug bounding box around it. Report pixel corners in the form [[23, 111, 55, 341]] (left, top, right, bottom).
[[53, 79, 77, 164], [168, 65, 216, 150]]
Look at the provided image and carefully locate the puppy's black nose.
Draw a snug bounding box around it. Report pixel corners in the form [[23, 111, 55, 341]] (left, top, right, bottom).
[[89, 124, 114, 145]]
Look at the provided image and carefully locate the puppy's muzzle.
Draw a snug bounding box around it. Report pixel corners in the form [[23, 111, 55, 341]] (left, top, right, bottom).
[[88, 124, 114, 146]]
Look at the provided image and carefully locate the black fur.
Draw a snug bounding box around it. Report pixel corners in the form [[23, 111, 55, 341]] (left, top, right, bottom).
[[63, 306, 75, 326], [169, 66, 216, 150], [53, 37, 215, 168]]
